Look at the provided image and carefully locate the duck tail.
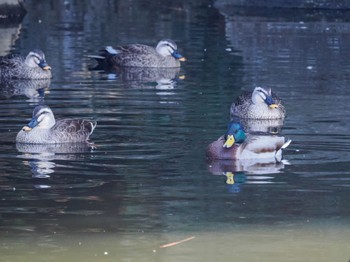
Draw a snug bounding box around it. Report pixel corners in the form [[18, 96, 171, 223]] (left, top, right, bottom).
[[88, 46, 120, 71], [87, 54, 107, 70], [87, 55, 105, 60], [281, 139, 292, 149], [275, 139, 292, 162], [105, 46, 120, 55], [89, 121, 97, 136]]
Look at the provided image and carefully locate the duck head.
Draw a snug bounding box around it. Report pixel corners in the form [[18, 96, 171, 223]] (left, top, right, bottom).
[[25, 49, 52, 71], [223, 122, 246, 148], [156, 39, 186, 61], [22, 105, 56, 132], [252, 87, 278, 109]]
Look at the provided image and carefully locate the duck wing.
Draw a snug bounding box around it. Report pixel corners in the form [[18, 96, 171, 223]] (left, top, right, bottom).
[[230, 91, 252, 116], [0, 54, 18, 69], [271, 91, 286, 115], [234, 91, 252, 107], [239, 135, 288, 160], [115, 44, 154, 55], [110, 44, 159, 67], [52, 119, 97, 142], [206, 135, 239, 160]]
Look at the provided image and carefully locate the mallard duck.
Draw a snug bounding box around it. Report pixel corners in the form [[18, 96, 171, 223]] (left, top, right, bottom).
[[0, 49, 52, 79], [230, 87, 285, 119], [16, 105, 96, 144], [90, 39, 186, 68], [206, 122, 291, 161]]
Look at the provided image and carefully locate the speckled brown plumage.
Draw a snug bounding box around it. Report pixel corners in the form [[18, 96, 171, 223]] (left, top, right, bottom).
[[0, 50, 52, 79], [91, 39, 185, 69], [16, 105, 96, 144]]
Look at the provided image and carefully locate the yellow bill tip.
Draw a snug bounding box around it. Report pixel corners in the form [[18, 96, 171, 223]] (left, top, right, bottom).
[[22, 126, 32, 132], [179, 57, 186, 62], [269, 104, 278, 109], [224, 172, 235, 185], [178, 75, 186, 80], [223, 135, 235, 148], [43, 65, 52, 71]]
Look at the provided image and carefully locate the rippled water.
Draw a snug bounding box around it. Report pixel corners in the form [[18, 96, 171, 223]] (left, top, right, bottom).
[[0, 1, 349, 261]]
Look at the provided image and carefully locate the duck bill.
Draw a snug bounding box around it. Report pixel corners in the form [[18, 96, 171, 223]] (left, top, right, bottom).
[[23, 117, 39, 132], [223, 135, 235, 148], [171, 50, 186, 61], [42, 65, 52, 71], [22, 125, 32, 132], [39, 60, 52, 71], [265, 95, 278, 108]]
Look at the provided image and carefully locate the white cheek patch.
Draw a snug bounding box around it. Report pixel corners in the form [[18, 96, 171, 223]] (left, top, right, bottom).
[[37, 113, 47, 124], [258, 93, 266, 102]]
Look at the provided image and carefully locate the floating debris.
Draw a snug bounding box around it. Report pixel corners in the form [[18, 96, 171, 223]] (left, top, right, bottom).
[[160, 236, 195, 248]]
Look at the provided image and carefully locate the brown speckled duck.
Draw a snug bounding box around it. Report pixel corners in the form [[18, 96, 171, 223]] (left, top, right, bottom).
[[230, 87, 285, 119], [90, 39, 186, 68], [16, 105, 96, 144], [0, 49, 52, 79]]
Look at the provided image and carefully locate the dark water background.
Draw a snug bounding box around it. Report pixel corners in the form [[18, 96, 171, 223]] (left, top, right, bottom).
[[0, 1, 349, 261]]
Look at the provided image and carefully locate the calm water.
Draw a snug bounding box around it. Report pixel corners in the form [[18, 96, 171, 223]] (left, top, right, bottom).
[[0, 1, 349, 261]]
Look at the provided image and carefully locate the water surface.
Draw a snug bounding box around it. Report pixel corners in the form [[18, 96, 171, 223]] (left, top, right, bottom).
[[0, 1, 349, 261]]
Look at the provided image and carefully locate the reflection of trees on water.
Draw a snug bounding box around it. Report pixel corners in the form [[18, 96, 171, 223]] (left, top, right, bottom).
[[215, 2, 350, 91], [0, 24, 21, 56], [0, 0, 25, 55], [0, 0, 26, 22], [215, 0, 350, 9]]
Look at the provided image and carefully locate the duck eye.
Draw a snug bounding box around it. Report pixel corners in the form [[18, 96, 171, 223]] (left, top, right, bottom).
[[167, 44, 175, 51], [37, 110, 49, 119], [34, 56, 41, 64]]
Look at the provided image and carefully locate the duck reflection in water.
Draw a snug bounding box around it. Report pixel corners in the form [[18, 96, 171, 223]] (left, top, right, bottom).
[[16, 142, 95, 178], [0, 78, 50, 101], [208, 159, 289, 193], [90, 61, 184, 89], [207, 142, 290, 194]]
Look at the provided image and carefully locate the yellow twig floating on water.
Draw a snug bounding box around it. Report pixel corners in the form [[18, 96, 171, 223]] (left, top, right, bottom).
[[160, 236, 195, 248]]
